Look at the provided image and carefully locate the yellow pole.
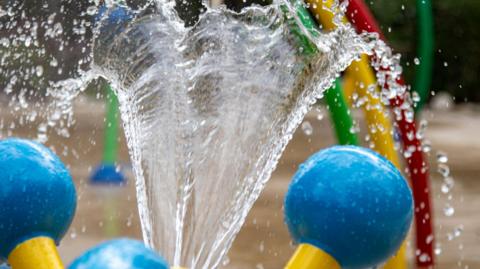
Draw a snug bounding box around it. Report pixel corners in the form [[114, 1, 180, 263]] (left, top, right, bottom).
[[285, 244, 341, 269], [8, 237, 64, 269], [341, 72, 356, 106], [346, 56, 400, 164], [305, 1, 407, 269]]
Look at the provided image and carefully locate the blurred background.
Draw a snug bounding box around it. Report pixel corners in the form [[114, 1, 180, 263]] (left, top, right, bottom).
[[1, 0, 479, 102], [1, 0, 479, 268]]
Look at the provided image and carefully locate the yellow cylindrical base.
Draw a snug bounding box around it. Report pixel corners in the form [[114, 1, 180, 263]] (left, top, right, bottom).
[[383, 243, 408, 269], [8, 237, 64, 269], [285, 244, 341, 269]]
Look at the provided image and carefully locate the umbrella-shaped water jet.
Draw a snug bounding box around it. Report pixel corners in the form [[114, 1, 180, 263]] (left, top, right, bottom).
[[92, 1, 368, 268]]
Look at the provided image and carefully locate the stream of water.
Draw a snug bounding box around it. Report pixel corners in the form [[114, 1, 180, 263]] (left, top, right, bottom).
[[90, 2, 371, 267]]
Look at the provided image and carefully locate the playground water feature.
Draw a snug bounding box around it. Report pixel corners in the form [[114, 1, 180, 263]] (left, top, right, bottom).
[[0, 0, 466, 268], [91, 2, 374, 267]]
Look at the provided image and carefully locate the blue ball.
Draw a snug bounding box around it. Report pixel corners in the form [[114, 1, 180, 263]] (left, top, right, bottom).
[[0, 138, 76, 260], [284, 146, 413, 269], [69, 239, 169, 269]]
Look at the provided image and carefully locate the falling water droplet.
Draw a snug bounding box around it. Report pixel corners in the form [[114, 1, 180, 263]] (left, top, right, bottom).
[[419, 253, 430, 263], [50, 58, 58, 67], [315, 106, 324, 121], [412, 91, 421, 103], [422, 140, 432, 153], [453, 225, 463, 237], [436, 151, 448, 164], [70, 229, 77, 239], [447, 233, 454, 241], [35, 65, 44, 77], [86, 6, 98, 16], [301, 121, 313, 136], [443, 204, 455, 217], [441, 176, 454, 194], [221, 256, 230, 266], [405, 110, 414, 123], [126, 214, 133, 227], [259, 241, 265, 253], [426, 234, 434, 244], [437, 164, 450, 178], [441, 183, 450, 194]]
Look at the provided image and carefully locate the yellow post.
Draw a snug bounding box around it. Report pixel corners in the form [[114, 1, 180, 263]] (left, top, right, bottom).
[[8, 237, 64, 269], [341, 72, 356, 106], [304, 1, 407, 269], [285, 244, 341, 269], [346, 56, 400, 164]]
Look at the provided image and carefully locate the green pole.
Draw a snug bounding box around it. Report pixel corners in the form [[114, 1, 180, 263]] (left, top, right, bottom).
[[104, 195, 120, 237], [325, 80, 359, 145], [91, 4, 128, 240], [288, 2, 359, 146], [413, 0, 434, 113], [103, 84, 119, 164], [103, 84, 121, 238]]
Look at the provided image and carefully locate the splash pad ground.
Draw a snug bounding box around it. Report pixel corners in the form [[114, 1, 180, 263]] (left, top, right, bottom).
[[2, 98, 477, 268]]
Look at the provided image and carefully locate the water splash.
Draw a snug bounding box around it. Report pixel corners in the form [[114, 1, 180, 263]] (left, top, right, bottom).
[[0, 0, 95, 141], [89, 1, 375, 267]]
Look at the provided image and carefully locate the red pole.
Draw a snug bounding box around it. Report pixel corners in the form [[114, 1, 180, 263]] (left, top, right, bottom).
[[344, 1, 434, 267]]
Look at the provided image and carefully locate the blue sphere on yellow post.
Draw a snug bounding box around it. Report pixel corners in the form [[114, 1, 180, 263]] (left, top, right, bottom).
[[0, 138, 76, 269], [285, 146, 413, 269], [69, 239, 169, 269]]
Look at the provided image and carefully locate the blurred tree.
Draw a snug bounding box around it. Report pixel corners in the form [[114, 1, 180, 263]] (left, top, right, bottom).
[[1, 0, 479, 103], [214, 0, 480, 103], [173, 0, 271, 25], [224, 0, 271, 12], [368, 0, 480, 103], [175, 0, 204, 26], [0, 0, 93, 98]]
